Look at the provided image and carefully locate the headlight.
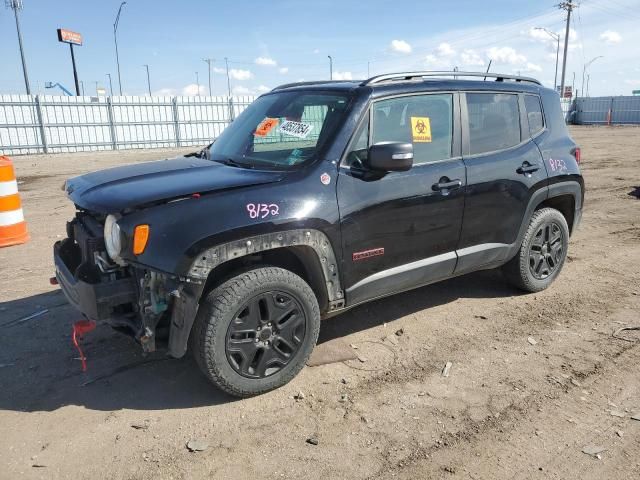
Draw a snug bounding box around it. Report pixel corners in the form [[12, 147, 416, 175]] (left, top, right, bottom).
[[104, 214, 124, 264]]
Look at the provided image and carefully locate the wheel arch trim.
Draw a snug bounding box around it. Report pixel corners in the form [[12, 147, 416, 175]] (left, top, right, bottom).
[[187, 228, 343, 305]]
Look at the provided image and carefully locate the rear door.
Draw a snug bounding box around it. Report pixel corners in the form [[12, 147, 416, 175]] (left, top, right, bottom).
[[338, 92, 466, 305], [456, 91, 546, 273]]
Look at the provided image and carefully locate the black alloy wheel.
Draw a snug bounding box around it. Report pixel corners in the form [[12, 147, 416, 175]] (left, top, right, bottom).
[[528, 221, 564, 280], [225, 291, 306, 378]]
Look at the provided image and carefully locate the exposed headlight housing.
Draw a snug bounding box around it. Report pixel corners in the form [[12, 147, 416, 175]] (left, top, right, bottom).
[[104, 214, 125, 265]]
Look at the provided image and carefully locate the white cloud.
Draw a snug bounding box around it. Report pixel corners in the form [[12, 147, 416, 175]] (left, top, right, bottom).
[[279, 67, 289, 74], [390, 39, 412, 54], [153, 88, 176, 96], [486, 46, 527, 65], [423, 54, 451, 69], [460, 49, 485, 66], [523, 62, 542, 73], [312, 49, 320, 54], [255, 56, 277, 66], [600, 30, 622, 45], [624, 79, 640, 86], [256, 85, 271, 93], [213, 67, 226, 74], [437, 42, 456, 57], [232, 86, 251, 95], [333, 71, 353, 81], [229, 69, 253, 81], [182, 83, 206, 96]]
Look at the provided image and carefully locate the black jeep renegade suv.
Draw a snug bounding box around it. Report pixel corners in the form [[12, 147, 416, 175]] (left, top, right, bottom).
[[54, 71, 584, 397]]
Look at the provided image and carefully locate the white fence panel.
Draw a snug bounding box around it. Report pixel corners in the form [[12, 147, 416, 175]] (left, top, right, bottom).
[[0, 94, 257, 156]]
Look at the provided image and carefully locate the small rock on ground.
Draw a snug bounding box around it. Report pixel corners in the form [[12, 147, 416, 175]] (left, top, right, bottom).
[[186, 439, 209, 452]]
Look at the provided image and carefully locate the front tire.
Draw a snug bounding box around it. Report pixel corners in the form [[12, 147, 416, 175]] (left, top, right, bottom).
[[191, 267, 320, 397], [502, 208, 570, 293]]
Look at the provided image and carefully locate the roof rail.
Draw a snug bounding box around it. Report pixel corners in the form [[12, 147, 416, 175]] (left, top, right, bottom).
[[271, 80, 350, 92], [362, 71, 542, 86]]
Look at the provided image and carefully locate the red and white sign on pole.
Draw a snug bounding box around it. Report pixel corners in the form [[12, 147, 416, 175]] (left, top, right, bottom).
[[57, 29, 83, 46]]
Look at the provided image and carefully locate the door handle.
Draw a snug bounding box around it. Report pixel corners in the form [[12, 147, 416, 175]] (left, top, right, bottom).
[[517, 162, 540, 175], [432, 178, 462, 192]]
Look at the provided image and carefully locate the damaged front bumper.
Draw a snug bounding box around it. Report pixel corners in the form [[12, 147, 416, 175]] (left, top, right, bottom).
[[53, 213, 201, 358], [54, 238, 137, 322]]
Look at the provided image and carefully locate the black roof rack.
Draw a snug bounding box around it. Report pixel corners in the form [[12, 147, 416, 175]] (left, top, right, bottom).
[[362, 71, 542, 86], [271, 80, 352, 92]]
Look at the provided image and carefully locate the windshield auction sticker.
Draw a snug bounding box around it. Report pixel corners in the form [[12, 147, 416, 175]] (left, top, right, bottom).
[[255, 117, 279, 137], [279, 120, 313, 139], [410, 117, 432, 143]]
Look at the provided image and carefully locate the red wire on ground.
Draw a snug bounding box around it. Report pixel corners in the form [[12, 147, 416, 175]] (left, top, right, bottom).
[[72, 320, 96, 372]]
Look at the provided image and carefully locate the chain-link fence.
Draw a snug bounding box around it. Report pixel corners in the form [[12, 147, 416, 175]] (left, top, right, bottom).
[[0, 95, 257, 155]]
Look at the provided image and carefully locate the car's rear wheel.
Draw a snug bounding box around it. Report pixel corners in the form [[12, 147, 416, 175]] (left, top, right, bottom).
[[502, 208, 570, 292], [191, 267, 320, 397]]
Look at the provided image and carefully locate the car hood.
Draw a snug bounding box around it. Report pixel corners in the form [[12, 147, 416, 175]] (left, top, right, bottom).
[[65, 156, 286, 213]]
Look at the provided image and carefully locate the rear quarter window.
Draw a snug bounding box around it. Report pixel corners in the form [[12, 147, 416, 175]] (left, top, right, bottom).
[[524, 94, 545, 136], [466, 93, 521, 155]]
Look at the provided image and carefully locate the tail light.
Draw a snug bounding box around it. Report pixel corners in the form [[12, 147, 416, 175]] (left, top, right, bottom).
[[573, 147, 581, 164]]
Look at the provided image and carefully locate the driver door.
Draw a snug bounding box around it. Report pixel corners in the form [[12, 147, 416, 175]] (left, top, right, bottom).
[[337, 93, 466, 306]]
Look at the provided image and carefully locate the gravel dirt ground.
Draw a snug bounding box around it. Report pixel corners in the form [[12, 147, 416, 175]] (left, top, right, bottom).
[[1, 126, 639, 480]]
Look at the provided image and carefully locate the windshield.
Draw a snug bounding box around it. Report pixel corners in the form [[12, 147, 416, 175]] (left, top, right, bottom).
[[209, 91, 351, 169]]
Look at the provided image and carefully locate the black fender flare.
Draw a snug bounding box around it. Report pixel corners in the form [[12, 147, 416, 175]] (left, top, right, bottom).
[[168, 228, 343, 358], [507, 180, 583, 261]]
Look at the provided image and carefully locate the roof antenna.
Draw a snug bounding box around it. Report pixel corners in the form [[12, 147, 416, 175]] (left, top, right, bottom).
[[483, 59, 492, 81]]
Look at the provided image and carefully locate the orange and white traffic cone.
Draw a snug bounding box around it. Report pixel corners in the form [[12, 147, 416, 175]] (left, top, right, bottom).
[[0, 156, 29, 248]]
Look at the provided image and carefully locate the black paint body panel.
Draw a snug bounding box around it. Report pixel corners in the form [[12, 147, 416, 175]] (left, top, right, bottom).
[[58, 77, 584, 324]]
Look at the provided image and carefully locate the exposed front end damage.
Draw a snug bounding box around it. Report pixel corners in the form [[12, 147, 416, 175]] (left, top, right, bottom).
[[54, 211, 187, 355]]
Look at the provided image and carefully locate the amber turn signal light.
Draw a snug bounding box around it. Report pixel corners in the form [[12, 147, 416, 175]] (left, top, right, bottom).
[[133, 224, 150, 255]]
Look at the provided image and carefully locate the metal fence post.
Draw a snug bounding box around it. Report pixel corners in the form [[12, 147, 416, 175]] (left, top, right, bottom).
[[227, 96, 235, 122], [106, 97, 118, 150], [34, 95, 48, 154], [172, 97, 181, 147]]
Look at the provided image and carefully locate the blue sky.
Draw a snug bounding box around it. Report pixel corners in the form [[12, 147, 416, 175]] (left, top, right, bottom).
[[1, 0, 638, 96]]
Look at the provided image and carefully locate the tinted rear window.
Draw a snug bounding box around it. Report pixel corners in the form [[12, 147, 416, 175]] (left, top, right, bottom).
[[524, 94, 544, 136], [466, 93, 521, 155]]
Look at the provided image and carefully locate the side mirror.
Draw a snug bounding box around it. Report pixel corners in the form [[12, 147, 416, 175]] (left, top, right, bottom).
[[367, 142, 413, 172]]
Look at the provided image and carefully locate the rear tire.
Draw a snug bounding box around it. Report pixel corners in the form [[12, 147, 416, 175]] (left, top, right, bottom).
[[502, 208, 570, 293], [191, 267, 320, 398]]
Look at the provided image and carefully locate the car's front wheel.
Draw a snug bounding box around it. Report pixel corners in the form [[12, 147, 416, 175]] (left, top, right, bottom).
[[191, 267, 320, 397], [502, 207, 570, 292]]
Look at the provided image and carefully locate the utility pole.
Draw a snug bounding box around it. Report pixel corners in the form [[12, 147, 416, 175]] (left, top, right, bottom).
[[195, 71, 200, 96], [558, 0, 576, 100], [113, 1, 126, 95], [107, 73, 114, 96], [6, 0, 31, 95], [143, 64, 151, 95], [327, 55, 333, 80], [571, 72, 575, 99], [224, 57, 232, 97], [203, 58, 215, 96], [80, 80, 85, 96]]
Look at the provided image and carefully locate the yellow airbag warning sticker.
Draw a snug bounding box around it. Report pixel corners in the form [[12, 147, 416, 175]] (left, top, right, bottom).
[[410, 116, 432, 143]]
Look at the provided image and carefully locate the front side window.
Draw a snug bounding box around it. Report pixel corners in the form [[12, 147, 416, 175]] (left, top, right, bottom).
[[210, 92, 351, 169], [370, 94, 454, 165], [524, 94, 545, 136], [466, 93, 521, 155]]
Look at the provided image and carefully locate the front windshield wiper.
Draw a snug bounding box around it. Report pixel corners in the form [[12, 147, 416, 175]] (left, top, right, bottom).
[[213, 157, 255, 169]]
